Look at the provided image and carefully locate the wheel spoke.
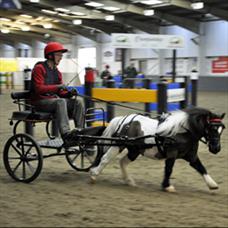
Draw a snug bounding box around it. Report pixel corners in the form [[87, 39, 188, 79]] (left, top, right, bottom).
[[70, 153, 80, 164], [22, 161, 26, 179], [80, 152, 85, 168], [20, 135, 25, 156], [11, 143, 23, 157], [8, 156, 21, 160], [12, 160, 22, 174], [25, 160, 35, 173], [24, 145, 34, 158]]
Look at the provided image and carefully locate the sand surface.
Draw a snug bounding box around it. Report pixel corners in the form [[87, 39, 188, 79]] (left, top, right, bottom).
[[0, 90, 227, 227]]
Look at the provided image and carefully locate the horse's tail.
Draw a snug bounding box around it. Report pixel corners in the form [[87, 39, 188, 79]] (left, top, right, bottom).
[[156, 110, 188, 137]]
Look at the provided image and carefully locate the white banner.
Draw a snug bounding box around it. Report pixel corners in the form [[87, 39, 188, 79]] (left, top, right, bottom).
[[168, 88, 185, 102], [112, 33, 184, 49]]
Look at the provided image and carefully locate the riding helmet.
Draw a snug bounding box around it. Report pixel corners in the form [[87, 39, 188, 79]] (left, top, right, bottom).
[[44, 42, 68, 59]]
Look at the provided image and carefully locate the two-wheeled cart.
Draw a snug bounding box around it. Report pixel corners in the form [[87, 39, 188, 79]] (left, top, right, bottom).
[[3, 91, 162, 183]]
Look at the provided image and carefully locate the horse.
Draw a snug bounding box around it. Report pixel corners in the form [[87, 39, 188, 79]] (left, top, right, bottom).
[[89, 107, 225, 192]]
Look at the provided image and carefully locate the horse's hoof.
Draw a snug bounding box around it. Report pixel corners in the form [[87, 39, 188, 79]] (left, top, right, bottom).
[[89, 175, 97, 184], [209, 185, 219, 190], [164, 185, 176, 193], [203, 174, 218, 190], [124, 178, 136, 187]]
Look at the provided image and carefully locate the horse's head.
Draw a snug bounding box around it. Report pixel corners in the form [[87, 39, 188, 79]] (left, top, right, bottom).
[[186, 107, 225, 154], [206, 113, 225, 154]]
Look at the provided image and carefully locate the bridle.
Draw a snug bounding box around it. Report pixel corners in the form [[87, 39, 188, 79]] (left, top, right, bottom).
[[201, 118, 225, 145]]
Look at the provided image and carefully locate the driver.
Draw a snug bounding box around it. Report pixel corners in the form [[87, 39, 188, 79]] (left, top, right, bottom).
[[30, 42, 84, 143]]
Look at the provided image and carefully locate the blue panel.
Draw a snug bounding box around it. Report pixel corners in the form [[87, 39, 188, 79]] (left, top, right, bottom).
[[67, 86, 84, 95], [150, 103, 180, 111], [94, 110, 107, 121], [150, 83, 157, 89], [113, 75, 122, 88], [168, 83, 180, 89]]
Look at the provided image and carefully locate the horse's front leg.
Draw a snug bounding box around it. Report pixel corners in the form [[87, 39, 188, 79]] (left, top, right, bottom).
[[189, 157, 218, 190], [162, 158, 176, 192], [89, 146, 119, 183]]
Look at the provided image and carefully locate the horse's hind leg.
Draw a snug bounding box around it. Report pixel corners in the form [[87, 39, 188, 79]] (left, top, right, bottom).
[[120, 148, 141, 187], [188, 157, 218, 190], [120, 155, 136, 186], [90, 146, 119, 183]]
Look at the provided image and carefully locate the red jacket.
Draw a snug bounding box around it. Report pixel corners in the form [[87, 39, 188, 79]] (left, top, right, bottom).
[[30, 61, 68, 103]]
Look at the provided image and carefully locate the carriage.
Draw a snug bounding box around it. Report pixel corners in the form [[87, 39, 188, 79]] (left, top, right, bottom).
[[3, 90, 159, 183], [3, 90, 225, 192]]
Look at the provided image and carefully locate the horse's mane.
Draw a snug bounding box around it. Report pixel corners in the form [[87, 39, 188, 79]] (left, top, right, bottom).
[[184, 107, 212, 139], [156, 107, 213, 138]]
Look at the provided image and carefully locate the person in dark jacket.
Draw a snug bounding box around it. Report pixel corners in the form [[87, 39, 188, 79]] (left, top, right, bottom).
[[100, 64, 112, 86], [124, 63, 138, 88], [31, 42, 84, 143]]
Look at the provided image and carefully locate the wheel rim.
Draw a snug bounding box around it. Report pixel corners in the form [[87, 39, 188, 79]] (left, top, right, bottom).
[[3, 134, 43, 182], [65, 145, 101, 172]]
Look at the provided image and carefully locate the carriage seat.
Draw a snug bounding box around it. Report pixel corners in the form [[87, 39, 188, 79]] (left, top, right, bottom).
[[10, 91, 53, 122], [11, 110, 53, 122]]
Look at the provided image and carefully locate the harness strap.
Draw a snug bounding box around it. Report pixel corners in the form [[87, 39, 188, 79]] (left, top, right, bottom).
[[113, 114, 141, 137], [155, 136, 166, 157]]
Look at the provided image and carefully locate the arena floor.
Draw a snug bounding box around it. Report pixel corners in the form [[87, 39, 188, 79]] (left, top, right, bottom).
[[0, 90, 227, 227]]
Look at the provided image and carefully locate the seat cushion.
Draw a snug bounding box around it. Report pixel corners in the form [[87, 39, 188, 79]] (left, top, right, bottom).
[[11, 110, 53, 121]]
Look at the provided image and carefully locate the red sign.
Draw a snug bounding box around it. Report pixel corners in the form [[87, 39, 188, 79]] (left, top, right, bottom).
[[212, 57, 228, 73]]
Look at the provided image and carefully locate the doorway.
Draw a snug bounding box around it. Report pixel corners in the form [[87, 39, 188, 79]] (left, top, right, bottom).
[[78, 47, 96, 84]]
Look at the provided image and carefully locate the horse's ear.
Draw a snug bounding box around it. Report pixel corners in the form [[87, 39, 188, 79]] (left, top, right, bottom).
[[220, 113, 226, 119]]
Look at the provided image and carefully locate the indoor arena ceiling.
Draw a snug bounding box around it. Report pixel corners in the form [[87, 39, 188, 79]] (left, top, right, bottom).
[[0, 0, 228, 45]]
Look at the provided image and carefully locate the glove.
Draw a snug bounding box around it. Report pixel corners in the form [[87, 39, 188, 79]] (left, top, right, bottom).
[[57, 84, 67, 91], [70, 88, 78, 96]]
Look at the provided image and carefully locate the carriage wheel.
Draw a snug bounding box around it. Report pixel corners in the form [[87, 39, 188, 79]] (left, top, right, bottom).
[[65, 145, 103, 172], [3, 133, 43, 183]]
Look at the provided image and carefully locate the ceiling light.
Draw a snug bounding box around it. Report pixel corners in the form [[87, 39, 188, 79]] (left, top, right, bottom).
[[73, 19, 82, 25], [140, 0, 162, 5], [55, 8, 70, 13], [20, 14, 33, 18], [105, 15, 115, 21], [44, 33, 50, 38], [71, 11, 85, 16], [36, 16, 44, 20], [43, 23, 53, 29], [41, 9, 57, 15], [1, 28, 10, 34], [21, 25, 30, 31], [143, 9, 154, 16], [102, 6, 120, 11], [85, 2, 104, 7], [0, 18, 12, 22], [30, 0, 39, 3], [15, 20, 26, 25], [191, 2, 204, 10], [58, 13, 69, 17]]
